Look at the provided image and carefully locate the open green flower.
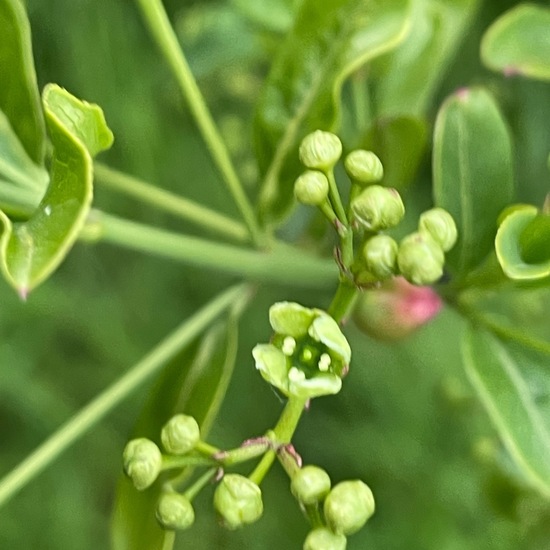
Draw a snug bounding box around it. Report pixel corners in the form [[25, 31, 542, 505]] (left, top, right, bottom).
[[252, 302, 350, 399]]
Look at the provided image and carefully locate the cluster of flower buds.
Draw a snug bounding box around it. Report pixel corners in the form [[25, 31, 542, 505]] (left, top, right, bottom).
[[289, 463, 375, 549], [253, 301, 351, 399], [123, 414, 202, 531], [293, 130, 458, 288]]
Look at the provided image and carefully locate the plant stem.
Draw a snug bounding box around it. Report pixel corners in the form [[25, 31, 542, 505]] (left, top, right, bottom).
[[248, 397, 307, 485], [134, 0, 264, 246], [328, 279, 358, 323], [0, 283, 247, 508], [195, 440, 220, 456], [94, 163, 250, 243], [184, 468, 218, 501], [161, 531, 176, 550], [326, 170, 348, 226], [90, 211, 337, 289]]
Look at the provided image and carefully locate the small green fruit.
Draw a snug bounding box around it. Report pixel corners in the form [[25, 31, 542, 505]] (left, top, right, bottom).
[[397, 232, 445, 285], [122, 438, 162, 491], [291, 465, 331, 505], [344, 150, 383, 185], [351, 185, 404, 231], [362, 235, 398, 280], [303, 527, 347, 550], [294, 171, 330, 206], [299, 131, 342, 171], [156, 492, 195, 530], [214, 474, 263, 529], [419, 208, 457, 252], [161, 414, 200, 455]]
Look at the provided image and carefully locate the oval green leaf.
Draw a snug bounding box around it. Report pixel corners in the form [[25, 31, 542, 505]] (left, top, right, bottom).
[[0, 0, 46, 164], [373, 0, 480, 117], [111, 316, 240, 550], [254, 0, 411, 223], [463, 326, 550, 498], [481, 4, 550, 81], [0, 84, 113, 297], [433, 87, 514, 279], [495, 205, 550, 280]]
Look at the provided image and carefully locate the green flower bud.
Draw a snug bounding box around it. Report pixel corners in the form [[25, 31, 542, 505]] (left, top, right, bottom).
[[291, 465, 332, 505], [351, 185, 404, 231], [419, 208, 457, 252], [294, 171, 330, 206], [299, 130, 342, 171], [156, 492, 195, 531], [214, 474, 263, 529], [123, 438, 162, 491], [303, 527, 347, 550], [324, 480, 375, 535], [344, 150, 383, 185], [161, 414, 200, 455], [362, 235, 398, 280], [397, 232, 445, 285]]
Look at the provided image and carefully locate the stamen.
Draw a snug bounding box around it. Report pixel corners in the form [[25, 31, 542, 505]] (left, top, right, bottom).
[[318, 353, 331, 372], [282, 336, 297, 356]]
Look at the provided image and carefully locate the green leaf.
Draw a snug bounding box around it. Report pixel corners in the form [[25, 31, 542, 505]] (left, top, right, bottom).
[[111, 317, 240, 550], [0, 110, 48, 218], [495, 205, 550, 280], [462, 326, 550, 499], [372, 0, 480, 117], [362, 115, 427, 191], [459, 285, 550, 355], [0, 0, 46, 164], [433, 87, 514, 279], [254, 0, 411, 223], [481, 4, 550, 82], [0, 84, 113, 296]]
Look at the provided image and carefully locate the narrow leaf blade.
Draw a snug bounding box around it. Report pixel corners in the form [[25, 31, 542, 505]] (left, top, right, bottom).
[[0, 0, 46, 164], [0, 85, 114, 296], [481, 4, 550, 81], [111, 317, 240, 550], [254, 0, 411, 222], [433, 87, 514, 278], [462, 326, 550, 498]]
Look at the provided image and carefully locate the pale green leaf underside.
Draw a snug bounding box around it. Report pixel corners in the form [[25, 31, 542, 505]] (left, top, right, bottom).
[[495, 205, 550, 280], [463, 327, 550, 499], [0, 0, 46, 164], [111, 318, 240, 550], [433, 87, 514, 279], [254, 0, 411, 222], [0, 84, 113, 296], [481, 4, 550, 81]]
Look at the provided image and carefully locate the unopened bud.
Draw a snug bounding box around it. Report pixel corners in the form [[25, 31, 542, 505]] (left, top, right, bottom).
[[156, 492, 195, 530], [344, 150, 383, 185], [303, 527, 347, 550], [419, 208, 457, 252], [291, 465, 331, 505], [362, 235, 398, 280], [123, 438, 162, 491], [294, 171, 330, 206], [351, 185, 404, 231], [324, 480, 375, 535], [161, 414, 200, 455], [397, 232, 444, 285], [214, 474, 263, 529], [353, 277, 442, 341], [299, 131, 342, 171]]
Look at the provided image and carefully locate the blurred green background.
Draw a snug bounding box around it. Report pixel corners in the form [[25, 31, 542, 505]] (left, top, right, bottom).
[[2, 0, 550, 548]]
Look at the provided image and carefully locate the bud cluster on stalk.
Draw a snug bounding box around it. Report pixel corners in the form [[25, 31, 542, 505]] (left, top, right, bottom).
[[293, 130, 458, 288]]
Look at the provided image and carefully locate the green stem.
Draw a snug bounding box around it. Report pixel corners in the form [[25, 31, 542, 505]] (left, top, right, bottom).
[[161, 455, 217, 470], [351, 68, 371, 134], [195, 440, 220, 456], [328, 279, 358, 323], [161, 531, 176, 550], [94, 163, 250, 243], [248, 397, 307, 485], [184, 467, 218, 501], [326, 170, 348, 226], [0, 283, 247, 508], [220, 440, 271, 467], [90, 211, 337, 289], [135, 0, 264, 246]]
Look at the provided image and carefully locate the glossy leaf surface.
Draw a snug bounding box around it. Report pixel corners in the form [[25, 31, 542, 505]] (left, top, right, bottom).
[[0, 85, 113, 296], [433, 87, 514, 279], [495, 205, 550, 280], [254, 0, 411, 222], [0, 0, 46, 164], [373, 0, 480, 117], [481, 4, 550, 81], [463, 326, 550, 498], [111, 317, 240, 550]]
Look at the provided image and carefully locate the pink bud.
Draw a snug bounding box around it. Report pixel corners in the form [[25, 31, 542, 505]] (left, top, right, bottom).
[[352, 277, 442, 342]]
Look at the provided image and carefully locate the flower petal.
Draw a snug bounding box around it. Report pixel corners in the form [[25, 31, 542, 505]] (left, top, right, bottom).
[[252, 344, 290, 394], [308, 313, 351, 364], [269, 302, 315, 338], [288, 373, 342, 399]]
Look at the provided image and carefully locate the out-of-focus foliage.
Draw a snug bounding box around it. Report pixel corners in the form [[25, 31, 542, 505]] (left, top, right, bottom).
[[2, 0, 550, 549]]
